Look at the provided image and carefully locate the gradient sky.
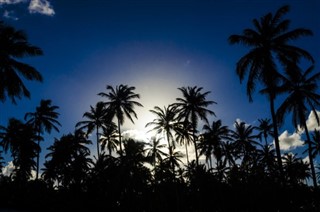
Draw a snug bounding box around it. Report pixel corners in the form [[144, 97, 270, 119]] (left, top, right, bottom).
[[0, 0, 319, 166]]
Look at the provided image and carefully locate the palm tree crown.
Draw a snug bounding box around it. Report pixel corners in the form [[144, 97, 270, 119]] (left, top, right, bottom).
[[98, 84, 143, 156], [173, 86, 216, 165], [0, 21, 43, 104]]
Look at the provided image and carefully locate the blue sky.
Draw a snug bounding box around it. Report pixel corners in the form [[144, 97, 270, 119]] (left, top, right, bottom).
[[0, 0, 319, 167]]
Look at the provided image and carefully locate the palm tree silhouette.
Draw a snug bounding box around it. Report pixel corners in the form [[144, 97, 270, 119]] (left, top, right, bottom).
[[145, 136, 168, 169], [228, 5, 314, 177], [0, 118, 40, 183], [174, 121, 193, 164], [275, 65, 320, 188], [255, 118, 274, 146], [310, 130, 320, 159], [199, 119, 230, 169], [25, 99, 61, 180], [99, 121, 119, 156], [98, 84, 143, 156], [43, 129, 92, 188], [0, 21, 43, 104], [230, 121, 259, 169], [146, 105, 177, 159], [76, 101, 107, 158], [173, 86, 216, 165]]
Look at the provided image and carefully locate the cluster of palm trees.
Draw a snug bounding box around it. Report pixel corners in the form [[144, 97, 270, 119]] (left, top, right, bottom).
[[0, 4, 319, 211]]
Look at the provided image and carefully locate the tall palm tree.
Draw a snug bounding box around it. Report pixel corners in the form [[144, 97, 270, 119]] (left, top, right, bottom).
[[276, 65, 320, 188], [255, 118, 274, 146], [228, 5, 314, 178], [98, 84, 143, 156], [173, 86, 216, 165], [0, 21, 43, 104], [76, 101, 107, 158], [146, 105, 177, 158], [25, 99, 61, 180], [199, 119, 230, 169]]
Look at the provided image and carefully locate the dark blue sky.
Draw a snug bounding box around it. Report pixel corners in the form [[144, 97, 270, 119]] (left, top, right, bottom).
[[1, 0, 319, 164]]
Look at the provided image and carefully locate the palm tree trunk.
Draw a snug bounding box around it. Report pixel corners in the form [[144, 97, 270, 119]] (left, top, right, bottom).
[[303, 122, 318, 188], [269, 95, 284, 181], [185, 141, 189, 164], [193, 131, 199, 166], [96, 128, 100, 158], [36, 125, 41, 180], [118, 118, 122, 157]]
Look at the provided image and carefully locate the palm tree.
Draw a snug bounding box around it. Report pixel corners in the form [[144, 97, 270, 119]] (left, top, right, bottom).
[[276, 65, 320, 188], [24, 99, 61, 180], [174, 120, 193, 164], [76, 101, 106, 158], [255, 118, 274, 146], [199, 119, 230, 169], [282, 153, 310, 186], [310, 130, 320, 158], [43, 129, 92, 188], [173, 86, 216, 165], [145, 137, 168, 168], [228, 5, 314, 178], [99, 121, 119, 156], [98, 84, 143, 156], [230, 121, 259, 168], [0, 21, 43, 104], [146, 105, 177, 158], [0, 118, 40, 183]]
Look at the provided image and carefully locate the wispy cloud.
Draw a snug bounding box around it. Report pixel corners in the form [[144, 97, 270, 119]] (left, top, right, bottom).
[[278, 130, 304, 151], [0, 0, 26, 4], [28, 0, 54, 16], [1, 0, 55, 19], [2, 161, 14, 176], [3, 9, 18, 20]]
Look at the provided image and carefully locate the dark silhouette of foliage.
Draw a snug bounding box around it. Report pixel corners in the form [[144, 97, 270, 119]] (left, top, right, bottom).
[[98, 84, 143, 157], [25, 99, 61, 180], [229, 4, 314, 180], [0, 21, 43, 104]]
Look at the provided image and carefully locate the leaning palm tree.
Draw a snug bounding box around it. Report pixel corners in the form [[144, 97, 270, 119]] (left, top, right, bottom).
[[76, 101, 107, 158], [228, 5, 314, 177], [98, 84, 143, 156], [25, 99, 61, 180], [173, 86, 216, 165], [275, 65, 320, 188], [0, 21, 43, 104]]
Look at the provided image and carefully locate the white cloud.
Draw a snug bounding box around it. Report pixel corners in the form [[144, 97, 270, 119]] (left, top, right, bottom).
[[3, 10, 18, 20], [303, 155, 310, 164], [0, 0, 26, 4], [306, 110, 320, 131], [122, 129, 150, 143], [2, 161, 15, 176], [278, 130, 304, 151], [28, 0, 54, 16]]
